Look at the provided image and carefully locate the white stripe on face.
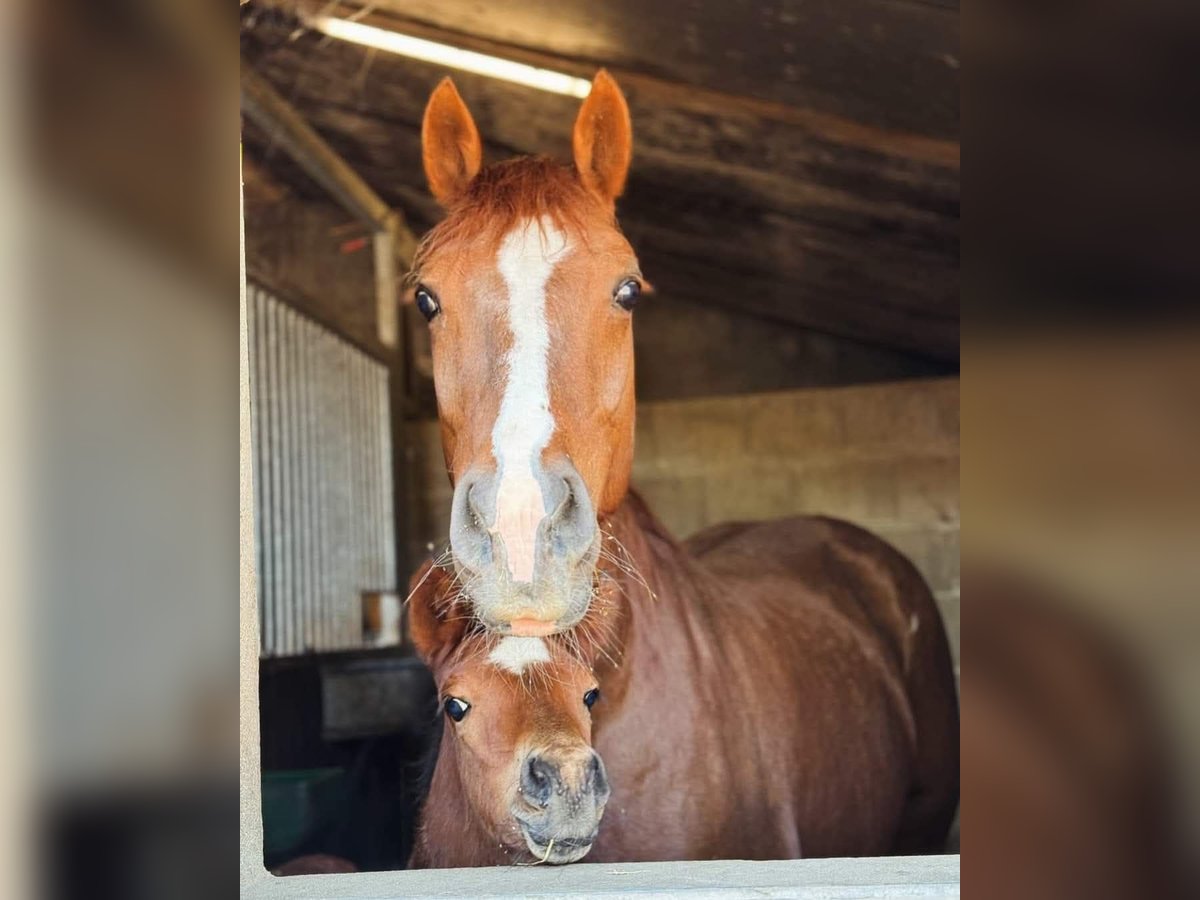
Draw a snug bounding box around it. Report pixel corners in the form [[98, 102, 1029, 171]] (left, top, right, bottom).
[[488, 636, 552, 675], [491, 217, 571, 582]]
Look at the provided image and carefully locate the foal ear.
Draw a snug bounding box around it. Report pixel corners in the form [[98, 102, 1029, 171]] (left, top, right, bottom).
[[572, 70, 632, 205], [422, 78, 483, 207], [406, 561, 469, 666]]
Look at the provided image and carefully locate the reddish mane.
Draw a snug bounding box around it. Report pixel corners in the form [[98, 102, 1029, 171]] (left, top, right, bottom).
[[410, 157, 616, 284]]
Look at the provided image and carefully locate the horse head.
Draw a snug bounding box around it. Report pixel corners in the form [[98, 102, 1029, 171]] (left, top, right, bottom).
[[409, 564, 611, 864], [412, 71, 641, 635]]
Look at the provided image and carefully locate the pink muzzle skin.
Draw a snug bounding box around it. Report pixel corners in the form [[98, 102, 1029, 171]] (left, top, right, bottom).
[[490, 472, 544, 584]]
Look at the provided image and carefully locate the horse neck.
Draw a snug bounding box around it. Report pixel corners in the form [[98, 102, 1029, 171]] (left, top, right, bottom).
[[595, 491, 719, 684]]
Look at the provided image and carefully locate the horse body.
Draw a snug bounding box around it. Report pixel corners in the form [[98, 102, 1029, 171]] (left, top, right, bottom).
[[410, 492, 958, 864], [682, 513, 960, 856], [586, 495, 955, 861]]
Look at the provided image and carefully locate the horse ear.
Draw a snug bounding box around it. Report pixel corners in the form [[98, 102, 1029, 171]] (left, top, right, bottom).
[[406, 561, 469, 667], [572, 70, 632, 204], [422, 78, 483, 207]]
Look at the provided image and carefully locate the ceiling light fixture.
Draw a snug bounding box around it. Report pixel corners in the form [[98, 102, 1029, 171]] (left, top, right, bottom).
[[310, 17, 593, 98]]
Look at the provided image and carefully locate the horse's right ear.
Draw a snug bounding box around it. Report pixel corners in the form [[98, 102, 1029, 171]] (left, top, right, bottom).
[[406, 561, 469, 667], [422, 78, 483, 207]]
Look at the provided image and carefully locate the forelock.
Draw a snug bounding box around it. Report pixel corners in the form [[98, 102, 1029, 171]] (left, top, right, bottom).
[[410, 156, 616, 283]]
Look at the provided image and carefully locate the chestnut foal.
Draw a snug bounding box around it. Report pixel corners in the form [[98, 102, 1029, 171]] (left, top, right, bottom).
[[406, 598, 610, 867], [407, 72, 958, 865]]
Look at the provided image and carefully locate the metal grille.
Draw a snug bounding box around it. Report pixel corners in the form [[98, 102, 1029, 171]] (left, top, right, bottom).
[[248, 284, 396, 657]]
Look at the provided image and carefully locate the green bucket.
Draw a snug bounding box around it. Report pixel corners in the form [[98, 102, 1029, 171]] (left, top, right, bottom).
[[261, 767, 346, 860]]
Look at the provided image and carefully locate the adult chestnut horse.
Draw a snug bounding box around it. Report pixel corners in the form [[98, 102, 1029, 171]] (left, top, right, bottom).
[[407, 494, 958, 865], [407, 71, 958, 863]]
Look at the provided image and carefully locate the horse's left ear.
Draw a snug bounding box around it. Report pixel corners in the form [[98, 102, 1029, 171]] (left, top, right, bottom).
[[406, 561, 469, 668], [572, 70, 632, 205]]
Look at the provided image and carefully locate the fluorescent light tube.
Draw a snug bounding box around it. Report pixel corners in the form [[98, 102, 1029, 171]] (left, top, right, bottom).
[[311, 17, 593, 98]]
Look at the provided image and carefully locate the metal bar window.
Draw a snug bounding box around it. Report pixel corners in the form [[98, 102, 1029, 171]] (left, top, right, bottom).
[[247, 284, 395, 657]]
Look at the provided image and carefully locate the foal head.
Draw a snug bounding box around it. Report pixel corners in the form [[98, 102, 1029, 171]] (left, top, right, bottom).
[[412, 71, 642, 635], [410, 568, 610, 864]]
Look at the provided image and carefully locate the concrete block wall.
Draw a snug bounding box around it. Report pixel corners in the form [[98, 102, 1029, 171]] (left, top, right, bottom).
[[403, 377, 960, 667]]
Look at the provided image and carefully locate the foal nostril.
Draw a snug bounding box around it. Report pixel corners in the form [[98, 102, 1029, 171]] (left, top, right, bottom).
[[587, 751, 610, 797], [521, 755, 556, 808]]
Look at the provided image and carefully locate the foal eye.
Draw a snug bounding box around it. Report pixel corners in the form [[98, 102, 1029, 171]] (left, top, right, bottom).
[[583, 688, 600, 709], [443, 697, 471, 722], [414, 285, 441, 322], [613, 278, 641, 311]]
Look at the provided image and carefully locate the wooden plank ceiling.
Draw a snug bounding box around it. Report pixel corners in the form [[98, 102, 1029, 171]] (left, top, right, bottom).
[[241, 0, 959, 362]]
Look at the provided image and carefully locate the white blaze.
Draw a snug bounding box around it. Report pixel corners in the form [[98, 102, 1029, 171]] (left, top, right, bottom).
[[491, 217, 570, 582], [488, 636, 552, 675]]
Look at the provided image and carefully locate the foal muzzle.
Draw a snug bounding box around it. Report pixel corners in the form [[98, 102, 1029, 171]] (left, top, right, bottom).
[[513, 747, 610, 864]]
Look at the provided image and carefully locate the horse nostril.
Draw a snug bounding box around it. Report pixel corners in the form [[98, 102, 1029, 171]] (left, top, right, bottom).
[[522, 755, 556, 808], [544, 476, 575, 525], [587, 752, 609, 795], [449, 474, 498, 572], [545, 472, 593, 537], [466, 483, 488, 530]]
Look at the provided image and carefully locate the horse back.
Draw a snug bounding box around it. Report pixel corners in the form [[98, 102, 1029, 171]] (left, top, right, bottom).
[[686, 515, 960, 854]]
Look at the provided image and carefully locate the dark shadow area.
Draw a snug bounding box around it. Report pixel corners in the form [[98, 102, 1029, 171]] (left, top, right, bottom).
[[259, 651, 438, 872]]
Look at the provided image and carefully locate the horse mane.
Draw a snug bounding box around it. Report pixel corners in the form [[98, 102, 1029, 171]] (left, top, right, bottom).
[[409, 156, 616, 283], [616, 488, 681, 549]]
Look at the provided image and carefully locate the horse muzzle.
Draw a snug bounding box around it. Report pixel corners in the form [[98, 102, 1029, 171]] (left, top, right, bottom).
[[512, 747, 610, 864], [449, 459, 600, 634]]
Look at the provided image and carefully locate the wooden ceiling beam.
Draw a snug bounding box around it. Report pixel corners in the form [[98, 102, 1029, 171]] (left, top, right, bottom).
[[266, 2, 958, 168], [242, 6, 959, 360]]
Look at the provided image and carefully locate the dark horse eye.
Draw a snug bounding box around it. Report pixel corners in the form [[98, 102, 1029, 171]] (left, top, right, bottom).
[[444, 697, 470, 722], [414, 285, 441, 322], [613, 278, 641, 311], [583, 688, 600, 709]]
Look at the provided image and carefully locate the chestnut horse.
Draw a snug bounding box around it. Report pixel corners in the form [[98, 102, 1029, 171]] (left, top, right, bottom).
[[407, 493, 958, 865], [406, 72, 958, 863]]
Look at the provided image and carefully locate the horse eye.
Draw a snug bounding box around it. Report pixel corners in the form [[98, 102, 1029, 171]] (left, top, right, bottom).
[[415, 285, 441, 322], [583, 688, 600, 709], [613, 278, 641, 311], [444, 697, 470, 722]]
